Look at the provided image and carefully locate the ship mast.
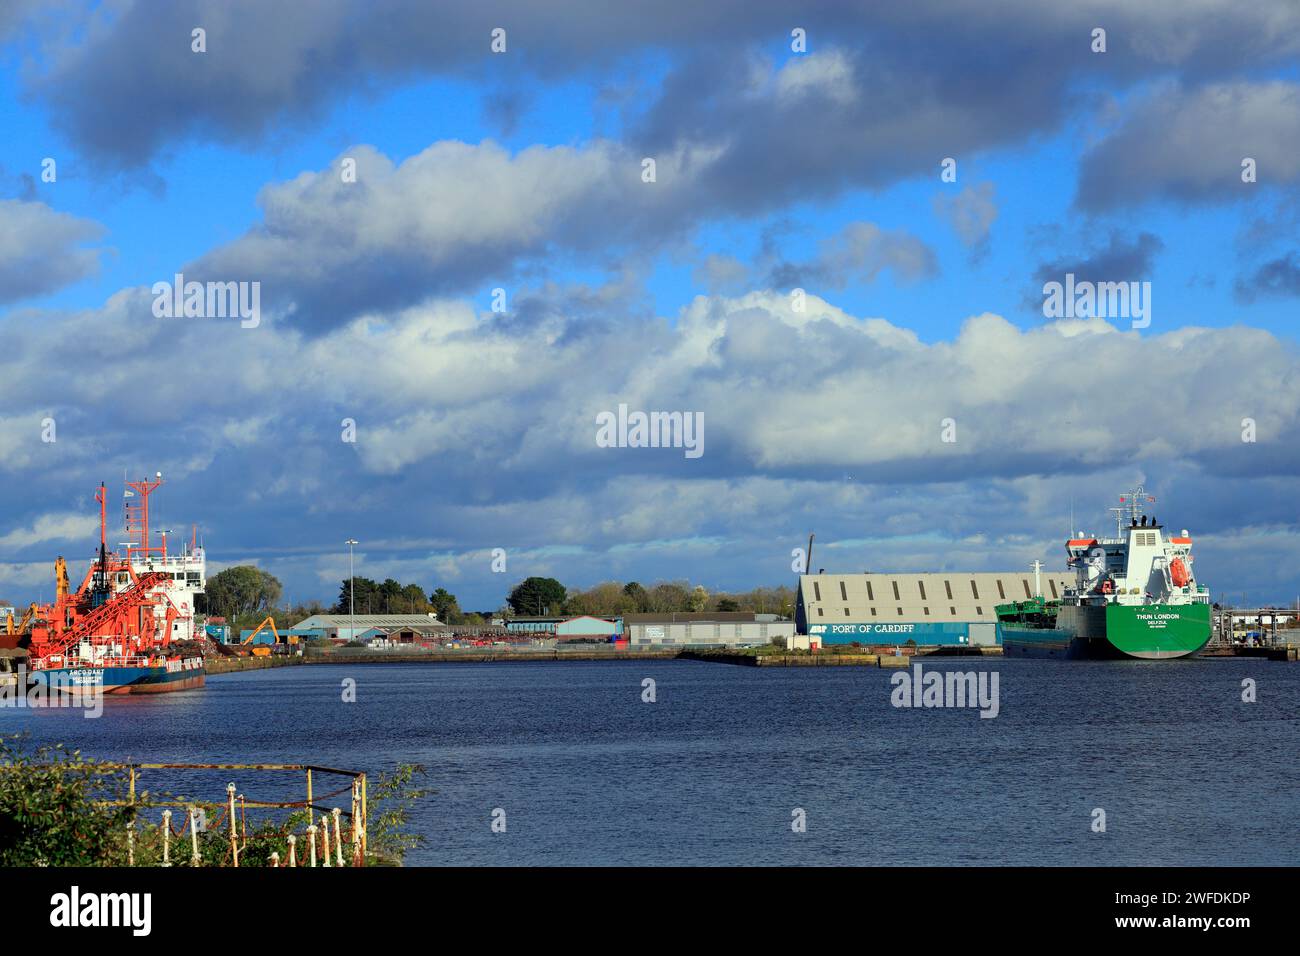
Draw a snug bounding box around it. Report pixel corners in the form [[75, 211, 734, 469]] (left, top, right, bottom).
[[124, 472, 164, 564]]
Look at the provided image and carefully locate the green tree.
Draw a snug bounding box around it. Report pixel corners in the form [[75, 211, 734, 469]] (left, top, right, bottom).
[[400, 584, 431, 613], [200, 566, 282, 621], [429, 587, 461, 623], [688, 585, 709, 612], [507, 577, 567, 616], [623, 581, 649, 612], [647, 581, 691, 612], [334, 576, 377, 615], [716, 597, 740, 612]]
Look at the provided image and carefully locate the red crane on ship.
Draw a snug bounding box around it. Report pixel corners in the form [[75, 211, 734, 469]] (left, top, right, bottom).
[[27, 478, 185, 670]]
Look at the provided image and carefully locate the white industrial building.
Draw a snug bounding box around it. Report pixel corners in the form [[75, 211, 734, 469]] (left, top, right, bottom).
[[624, 612, 794, 648], [292, 613, 441, 642]]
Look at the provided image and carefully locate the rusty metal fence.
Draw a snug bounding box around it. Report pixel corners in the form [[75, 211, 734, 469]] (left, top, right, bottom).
[[101, 763, 367, 867]]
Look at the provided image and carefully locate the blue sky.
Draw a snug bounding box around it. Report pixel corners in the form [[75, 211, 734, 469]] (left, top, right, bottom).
[[2, 1, 1299, 611]]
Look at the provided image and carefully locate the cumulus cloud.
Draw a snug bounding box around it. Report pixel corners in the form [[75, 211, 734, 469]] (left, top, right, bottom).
[[0, 200, 106, 304], [1, 281, 1298, 606], [0, 512, 99, 551], [22, 0, 1300, 184], [184, 140, 721, 330], [1076, 81, 1300, 210]]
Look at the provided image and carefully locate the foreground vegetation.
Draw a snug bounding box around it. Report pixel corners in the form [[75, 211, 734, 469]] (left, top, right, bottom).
[[0, 735, 430, 867]]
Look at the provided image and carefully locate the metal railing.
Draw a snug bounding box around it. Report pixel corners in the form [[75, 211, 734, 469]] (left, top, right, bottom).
[[100, 762, 368, 867]]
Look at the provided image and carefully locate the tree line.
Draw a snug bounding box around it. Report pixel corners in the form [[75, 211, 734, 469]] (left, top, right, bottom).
[[506, 576, 795, 619], [197, 566, 795, 636]]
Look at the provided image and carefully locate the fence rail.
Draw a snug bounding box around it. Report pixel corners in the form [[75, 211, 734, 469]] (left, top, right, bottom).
[[97, 762, 367, 867]]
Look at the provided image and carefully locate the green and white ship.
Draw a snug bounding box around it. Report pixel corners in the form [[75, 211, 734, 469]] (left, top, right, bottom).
[[997, 487, 1212, 660]]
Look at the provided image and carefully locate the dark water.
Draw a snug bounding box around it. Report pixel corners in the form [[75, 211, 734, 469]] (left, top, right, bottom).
[[2, 659, 1296, 865]]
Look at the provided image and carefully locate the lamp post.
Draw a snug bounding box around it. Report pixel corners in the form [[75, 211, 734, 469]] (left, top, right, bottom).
[[345, 539, 358, 642]]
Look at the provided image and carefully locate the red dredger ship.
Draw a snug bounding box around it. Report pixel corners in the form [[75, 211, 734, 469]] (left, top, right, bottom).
[[7, 473, 206, 694]]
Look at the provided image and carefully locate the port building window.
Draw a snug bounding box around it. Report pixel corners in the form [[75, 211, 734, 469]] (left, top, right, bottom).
[[950, 606, 956, 615], [997, 580, 1006, 600], [897, 607, 903, 615], [924, 607, 930, 615], [817, 607, 823, 617], [1023, 579, 1031, 597], [976, 606, 983, 615], [971, 581, 980, 599], [892, 580, 900, 601], [1049, 580, 1059, 599], [840, 581, 848, 601], [871, 608, 877, 617], [866, 581, 874, 601], [813, 581, 821, 601], [844, 608, 851, 617], [918, 581, 927, 600], [945, 580, 953, 600]]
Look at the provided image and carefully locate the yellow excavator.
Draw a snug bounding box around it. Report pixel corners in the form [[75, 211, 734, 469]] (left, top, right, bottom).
[[238, 616, 298, 656], [5, 603, 38, 636], [4, 556, 68, 635]]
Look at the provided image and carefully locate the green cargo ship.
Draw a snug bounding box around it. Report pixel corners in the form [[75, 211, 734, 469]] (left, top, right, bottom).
[[997, 487, 1212, 660]]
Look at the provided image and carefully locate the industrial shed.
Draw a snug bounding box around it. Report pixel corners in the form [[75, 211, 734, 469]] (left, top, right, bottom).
[[292, 613, 441, 643], [795, 571, 1073, 647], [624, 612, 794, 648]]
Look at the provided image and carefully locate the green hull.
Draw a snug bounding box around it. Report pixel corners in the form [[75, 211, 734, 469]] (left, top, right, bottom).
[[1104, 603, 1211, 659], [999, 602, 1211, 660]]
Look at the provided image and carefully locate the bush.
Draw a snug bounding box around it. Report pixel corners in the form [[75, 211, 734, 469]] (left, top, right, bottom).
[[0, 735, 430, 867], [0, 735, 135, 866]]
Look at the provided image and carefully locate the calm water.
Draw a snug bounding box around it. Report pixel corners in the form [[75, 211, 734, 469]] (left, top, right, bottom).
[[2, 659, 1296, 865]]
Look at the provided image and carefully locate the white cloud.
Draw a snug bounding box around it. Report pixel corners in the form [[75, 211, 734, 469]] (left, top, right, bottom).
[[0, 512, 99, 551], [0, 200, 106, 304]]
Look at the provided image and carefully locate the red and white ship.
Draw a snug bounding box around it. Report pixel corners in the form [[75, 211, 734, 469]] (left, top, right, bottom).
[[17, 474, 206, 694]]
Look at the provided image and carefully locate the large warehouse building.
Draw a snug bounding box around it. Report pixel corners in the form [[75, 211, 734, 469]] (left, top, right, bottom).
[[795, 571, 1073, 647]]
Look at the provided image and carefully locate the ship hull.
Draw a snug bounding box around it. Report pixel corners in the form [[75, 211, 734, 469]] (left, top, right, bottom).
[[29, 659, 206, 694], [1001, 603, 1211, 660]]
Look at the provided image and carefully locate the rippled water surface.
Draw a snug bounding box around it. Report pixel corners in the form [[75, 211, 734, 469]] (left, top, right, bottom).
[[3, 658, 1295, 865]]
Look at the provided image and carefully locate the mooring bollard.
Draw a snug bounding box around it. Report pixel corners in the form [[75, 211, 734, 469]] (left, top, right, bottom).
[[332, 807, 345, 867], [308, 824, 318, 867], [270, 851, 280, 868], [321, 816, 332, 867], [286, 834, 297, 868], [126, 820, 135, 867], [227, 783, 239, 867], [161, 810, 172, 866], [188, 806, 202, 866]]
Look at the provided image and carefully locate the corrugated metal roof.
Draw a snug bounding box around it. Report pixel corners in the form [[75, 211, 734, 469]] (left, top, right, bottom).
[[293, 614, 441, 628], [798, 571, 1074, 623]]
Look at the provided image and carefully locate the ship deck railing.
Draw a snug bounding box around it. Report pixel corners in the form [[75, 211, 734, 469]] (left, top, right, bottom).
[[28, 654, 184, 670]]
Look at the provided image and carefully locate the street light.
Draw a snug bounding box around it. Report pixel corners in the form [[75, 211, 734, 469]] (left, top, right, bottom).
[[345, 539, 358, 642]]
